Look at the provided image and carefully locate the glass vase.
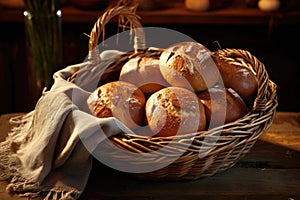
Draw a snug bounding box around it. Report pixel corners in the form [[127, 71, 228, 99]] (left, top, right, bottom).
[[24, 8, 63, 92]]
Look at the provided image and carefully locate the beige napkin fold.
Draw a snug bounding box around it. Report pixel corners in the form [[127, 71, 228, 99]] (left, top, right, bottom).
[[0, 50, 133, 200]]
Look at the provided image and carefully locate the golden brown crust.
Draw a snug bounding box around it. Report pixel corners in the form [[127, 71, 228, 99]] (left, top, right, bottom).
[[87, 81, 146, 129], [212, 53, 258, 102], [146, 87, 206, 137], [198, 87, 248, 128], [159, 42, 220, 92], [119, 56, 168, 94]]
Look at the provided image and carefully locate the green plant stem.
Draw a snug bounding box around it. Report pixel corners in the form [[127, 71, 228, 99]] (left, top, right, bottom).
[[24, 0, 62, 88]]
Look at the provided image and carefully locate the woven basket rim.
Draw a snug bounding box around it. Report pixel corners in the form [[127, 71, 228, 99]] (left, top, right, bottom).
[[67, 47, 278, 152]]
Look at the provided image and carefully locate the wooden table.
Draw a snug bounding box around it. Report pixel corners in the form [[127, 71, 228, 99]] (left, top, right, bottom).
[[1, 112, 300, 200]]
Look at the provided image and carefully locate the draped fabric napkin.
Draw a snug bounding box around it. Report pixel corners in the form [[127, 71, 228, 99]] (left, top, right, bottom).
[[0, 51, 133, 199]]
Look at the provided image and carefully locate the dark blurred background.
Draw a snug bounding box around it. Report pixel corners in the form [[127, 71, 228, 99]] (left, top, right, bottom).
[[0, 0, 299, 114]]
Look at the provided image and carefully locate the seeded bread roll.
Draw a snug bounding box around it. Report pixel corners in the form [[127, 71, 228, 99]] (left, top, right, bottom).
[[145, 87, 206, 137], [159, 42, 220, 92], [198, 87, 248, 128], [119, 56, 168, 94], [87, 81, 146, 129]]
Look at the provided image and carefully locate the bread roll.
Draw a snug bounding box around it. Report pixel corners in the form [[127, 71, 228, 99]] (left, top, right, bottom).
[[213, 52, 258, 102], [185, 0, 210, 11], [87, 81, 146, 129], [198, 87, 248, 128], [146, 87, 206, 137], [119, 56, 168, 94], [159, 42, 220, 92], [185, 0, 233, 11]]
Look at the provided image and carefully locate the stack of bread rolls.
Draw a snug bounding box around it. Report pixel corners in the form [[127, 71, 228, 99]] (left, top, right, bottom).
[[87, 42, 258, 137]]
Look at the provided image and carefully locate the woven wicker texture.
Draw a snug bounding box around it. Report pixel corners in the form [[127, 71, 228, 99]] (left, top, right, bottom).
[[67, 0, 278, 180]]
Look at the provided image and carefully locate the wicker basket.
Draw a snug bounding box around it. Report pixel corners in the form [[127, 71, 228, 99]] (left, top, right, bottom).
[[67, 0, 278, 180]]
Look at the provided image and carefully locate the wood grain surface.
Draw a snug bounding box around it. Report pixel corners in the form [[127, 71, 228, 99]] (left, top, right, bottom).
[[0, 112, 299, 200]]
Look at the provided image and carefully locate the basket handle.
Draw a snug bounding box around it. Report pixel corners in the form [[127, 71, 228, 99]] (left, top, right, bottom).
[[88, 0, 146, 62]]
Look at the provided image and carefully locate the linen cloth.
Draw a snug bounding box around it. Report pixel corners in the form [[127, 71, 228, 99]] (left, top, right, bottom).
[[0, 50, 133, 199]]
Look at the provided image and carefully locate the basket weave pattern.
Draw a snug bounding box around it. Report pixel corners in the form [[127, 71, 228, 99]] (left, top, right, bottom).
[[67, 1, 278, 180]]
